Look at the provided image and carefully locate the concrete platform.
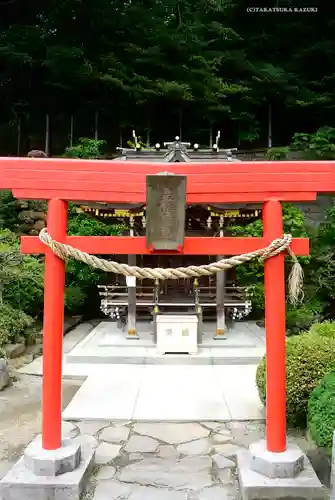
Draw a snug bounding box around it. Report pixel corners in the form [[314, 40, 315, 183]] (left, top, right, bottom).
[[62, 364, 264, 422], [66, 320, 266, 366], [0, 435, 96, 500], [237, 449, 328, 499]]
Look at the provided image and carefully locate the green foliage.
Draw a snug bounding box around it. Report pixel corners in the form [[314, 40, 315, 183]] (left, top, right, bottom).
[[308, 320, 335, 339], [2, 0, 335, 150], [0, 192, 17, 231], [0, 229, 23, 301], [308, 371, 335, 453], [68, 211, 123, 237], [266, 147, 289, 160], [286, 299, 323, 336], [3, 255, 44, 316], [127, 139, 148, 149], [0, 229, 44, 315], [65, 207, 124, 312], [290, 127, 335, 159], [307, 206, 335, 315], [256, 330, 335, 428], [0, 302, 34, 346], [64, 285, 86, 314], [63, 138, 105, 159]]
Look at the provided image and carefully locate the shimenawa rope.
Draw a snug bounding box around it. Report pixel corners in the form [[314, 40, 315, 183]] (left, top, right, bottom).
[[39, 228, 303, 304]]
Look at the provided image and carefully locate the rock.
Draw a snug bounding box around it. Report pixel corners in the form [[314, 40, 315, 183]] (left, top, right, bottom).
[[31, 211, 47, 221], [15, 200, 28, 209], [133, 423, 210, 444], [0, 360, 9, 391], [129, 485, 187, 500], [218, 468, 235, 485], [177, 438, 211, 456], [77, 420, 108, 437], [93, 480, 134, 500], [125, 435, 159, 453], [157, 445, 179, 459], [210, 431, 232, 444], [62, 421, 80, 440], [74, 434, 99, 453], [18, 210, 46, 222], [201, 422, 220, 430], [213, 454, 235, 469], [213, 443, 244, 460], [118, 456, 213, 490], [197, 485, 236, 500], [128, 452, 143, 461], [95, 443, 121, 464], [99, 425, 130, 443], [95, 465, 116, 480], [4, 343, 25, 359], [33, 220, 45, 231]]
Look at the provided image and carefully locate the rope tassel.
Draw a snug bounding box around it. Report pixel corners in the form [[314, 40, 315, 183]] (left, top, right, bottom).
[[38, 229, 304, 304]]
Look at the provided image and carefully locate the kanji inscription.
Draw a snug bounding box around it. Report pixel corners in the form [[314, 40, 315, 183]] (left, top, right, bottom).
[[146, 174, 186, 250]]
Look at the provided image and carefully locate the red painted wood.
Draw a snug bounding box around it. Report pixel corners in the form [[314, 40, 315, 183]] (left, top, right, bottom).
[[42, 199, 68, 451], [1, 156, 335, 174], [4, 168, 335, 185], [21, 235, 309, 256], [12, 189, 317, 204], [4, 178, 335, 194], [263, 199, 286, 453], [1, 159, 335, 203]]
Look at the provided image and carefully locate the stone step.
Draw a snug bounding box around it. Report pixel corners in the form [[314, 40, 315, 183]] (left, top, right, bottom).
[[66, 346, 265, 366]]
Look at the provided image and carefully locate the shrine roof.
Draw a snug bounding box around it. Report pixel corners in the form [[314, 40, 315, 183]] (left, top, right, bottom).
[[116, 138, 241, 162]]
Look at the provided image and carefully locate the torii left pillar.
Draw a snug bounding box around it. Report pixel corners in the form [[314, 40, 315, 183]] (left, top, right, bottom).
[[42, 198, 68, 450]]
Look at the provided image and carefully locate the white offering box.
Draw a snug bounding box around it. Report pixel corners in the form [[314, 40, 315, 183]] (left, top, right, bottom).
[[156, 314, 198, 355]]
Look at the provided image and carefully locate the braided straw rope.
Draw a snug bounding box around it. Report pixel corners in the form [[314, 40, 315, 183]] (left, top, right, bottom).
[[39, 228, 304, 304]]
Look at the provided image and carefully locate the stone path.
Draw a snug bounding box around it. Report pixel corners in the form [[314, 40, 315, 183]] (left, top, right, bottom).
[[65, 420, 267, 500]]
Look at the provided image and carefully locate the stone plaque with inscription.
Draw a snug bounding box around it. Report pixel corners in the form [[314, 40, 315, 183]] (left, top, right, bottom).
[[146, 174, 186, 250]]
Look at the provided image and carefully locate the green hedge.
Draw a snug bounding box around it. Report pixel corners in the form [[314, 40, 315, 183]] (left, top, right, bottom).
[[0, 302, 35, 346], [256, 331, 335, 428], [308, 371, 335, 453], [285, 300, 323, 336], [308, 320, 335, 338]]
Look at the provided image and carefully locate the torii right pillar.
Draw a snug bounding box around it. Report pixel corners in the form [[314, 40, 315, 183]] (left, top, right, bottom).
[[237, 198, 326, 500], [263, 198, 286, 452]]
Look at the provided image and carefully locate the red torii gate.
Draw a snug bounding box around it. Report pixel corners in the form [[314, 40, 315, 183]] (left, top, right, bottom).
[[3, 157, 334, 455]]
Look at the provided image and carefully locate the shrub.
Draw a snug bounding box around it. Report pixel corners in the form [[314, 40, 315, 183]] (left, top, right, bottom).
[[266, 146, 289, 160], [256, 332, 335, 428], [3, 255, 44, 316], [308, 371, 335, 453], [65, 285, 87, 314], [0, 303, 34, 346], [63, 138, 105, 159], [286, 299, 323, 336], [308, 320, 335, 339], [0, 229, 44, 316]]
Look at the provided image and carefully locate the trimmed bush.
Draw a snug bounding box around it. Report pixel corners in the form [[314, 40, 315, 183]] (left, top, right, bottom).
[[0, 302, 34, 346], [308, 371, 335, 453], [308, 320, 335, 339], [65, 285, 87, 314], [256, 332, 335, 428], [286, 300, 323, 336]]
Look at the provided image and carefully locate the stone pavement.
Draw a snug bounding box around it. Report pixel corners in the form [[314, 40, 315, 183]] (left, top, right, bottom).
[[63, 420, 266, 500]]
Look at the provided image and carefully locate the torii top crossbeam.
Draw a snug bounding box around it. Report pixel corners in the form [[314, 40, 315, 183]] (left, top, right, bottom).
[[1, 157, 334, 204]]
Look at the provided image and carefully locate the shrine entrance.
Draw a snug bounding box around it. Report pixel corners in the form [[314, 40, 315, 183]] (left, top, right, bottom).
[[3, 155, 327, 460]]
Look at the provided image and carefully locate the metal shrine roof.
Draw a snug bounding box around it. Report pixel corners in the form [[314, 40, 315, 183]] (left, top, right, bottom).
[[115, 135, 241, 163]]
